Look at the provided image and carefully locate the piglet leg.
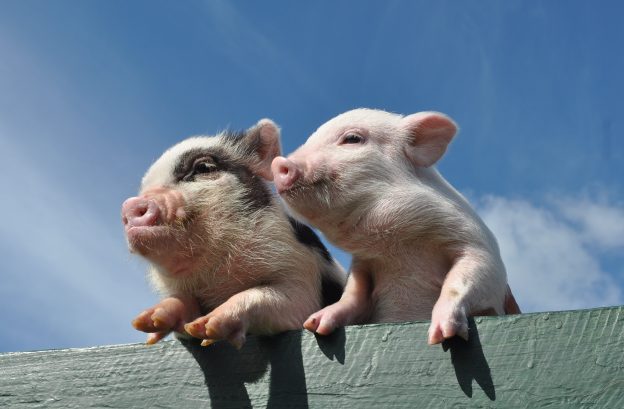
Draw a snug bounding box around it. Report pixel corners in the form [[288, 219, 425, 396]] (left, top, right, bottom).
[[132, 295, 201, 344], [185, 283, 318, 349], [504, 284, 521, 314], [304, 266, 372, 335], [428, 253, 506, 345]]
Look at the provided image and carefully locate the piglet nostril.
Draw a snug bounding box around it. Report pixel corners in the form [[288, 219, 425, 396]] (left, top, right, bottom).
[[271, 156, 301, 193], [122, 197, 160, 227], [278, 164, 291, 177]]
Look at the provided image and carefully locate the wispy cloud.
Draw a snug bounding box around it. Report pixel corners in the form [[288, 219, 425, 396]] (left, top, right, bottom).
[[0, 127, 156, 352], [477, 194, 623, 313], [0, 20, 159, 352], [555, 195, 624, 250]]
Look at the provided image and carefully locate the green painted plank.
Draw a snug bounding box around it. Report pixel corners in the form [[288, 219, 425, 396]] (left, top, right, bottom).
[[1, 306, 623, 408]]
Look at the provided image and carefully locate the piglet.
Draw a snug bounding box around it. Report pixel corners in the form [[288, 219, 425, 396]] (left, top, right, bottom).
[[271, 109, 520, 345], [122, 119, 345, 348]]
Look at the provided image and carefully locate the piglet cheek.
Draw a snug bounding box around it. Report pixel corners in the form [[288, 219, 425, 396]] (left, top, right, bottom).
[[141, 187, 188, 224], [307, 154, 337, 182]]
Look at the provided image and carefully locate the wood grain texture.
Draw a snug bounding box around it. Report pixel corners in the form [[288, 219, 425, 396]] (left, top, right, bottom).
[[1, 306, 623, 408]]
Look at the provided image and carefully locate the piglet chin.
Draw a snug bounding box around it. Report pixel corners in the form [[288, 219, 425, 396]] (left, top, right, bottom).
[[125, 225, 169, 254], [125, 225, 200, 277]]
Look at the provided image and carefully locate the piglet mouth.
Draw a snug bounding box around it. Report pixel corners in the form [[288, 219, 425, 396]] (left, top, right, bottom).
[[125, 225, 171, 254], [277, 181, 304, 195], [125, 225, 199, 277], [278, 180, 336, 217], [121, 195, 185, 254], [280, 177, 330, 196], [125, 223, 166, 239], [278, 180, 311, 198]]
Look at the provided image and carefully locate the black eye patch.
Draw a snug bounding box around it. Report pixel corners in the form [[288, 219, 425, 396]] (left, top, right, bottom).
[[173, 149, 225, 183], [181, 157, 220, 182], [192, 161, 217, 175], [173, 145, 272, 211]]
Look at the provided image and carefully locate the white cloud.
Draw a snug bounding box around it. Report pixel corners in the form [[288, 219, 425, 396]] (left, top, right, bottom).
[[477, 195, 623, 313], [555, 196, 624, 250]]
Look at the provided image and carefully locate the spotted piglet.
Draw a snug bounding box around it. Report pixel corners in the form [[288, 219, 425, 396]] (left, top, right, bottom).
[[271, 109, 520, 345], [122, 120, 345, 348]]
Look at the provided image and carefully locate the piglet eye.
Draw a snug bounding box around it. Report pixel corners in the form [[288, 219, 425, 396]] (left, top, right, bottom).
[[193, 161, 217, 175], [342, 133, 364, 144]]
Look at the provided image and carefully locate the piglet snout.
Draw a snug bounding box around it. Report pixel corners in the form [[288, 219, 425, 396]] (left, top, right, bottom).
[[122, 197, 161, 228], [271, 156, 301, 193]]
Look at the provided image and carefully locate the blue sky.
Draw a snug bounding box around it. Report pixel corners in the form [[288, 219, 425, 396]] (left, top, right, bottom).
[[1, 1, 622, 352]]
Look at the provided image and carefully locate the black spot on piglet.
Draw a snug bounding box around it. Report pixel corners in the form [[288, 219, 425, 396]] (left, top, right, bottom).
[[321, 273, 343, 306], [288, 217, 332, 263], [288, 217, 342, 305]]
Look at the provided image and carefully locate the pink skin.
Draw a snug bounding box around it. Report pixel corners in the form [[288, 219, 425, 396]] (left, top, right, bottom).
[[272, 157, 301, 194], [184, 285, 313, 349], [123, 187, 203, 343], [131, 292, 268, 347], [130, 292, 268, 348], [274, 157, 378, 337], [184, 297, 248, 349], [277, 152, 517, 343], [131, 295, 201, 345], [123, 184, 317, 348], [304, 264, 372, 335], [122, 187, 187, 238], [273, 109, 520, 345], [124, 119, 335, 347], [123, 187, 221, 344], [122, 187, 195, 277], [122, 197, 160, 229]]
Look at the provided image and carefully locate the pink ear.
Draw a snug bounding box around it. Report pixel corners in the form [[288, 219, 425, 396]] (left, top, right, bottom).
[[246, 118, 282, 180], [401, 112, 458, 167]]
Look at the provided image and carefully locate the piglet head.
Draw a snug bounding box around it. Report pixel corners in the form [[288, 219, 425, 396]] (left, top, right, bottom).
[[272, 108, 458, 241], [122, 118, 282, 277]]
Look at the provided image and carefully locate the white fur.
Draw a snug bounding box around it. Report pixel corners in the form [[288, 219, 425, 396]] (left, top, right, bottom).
[[275, 109, 511, 343], [125, 121, 345, 345]]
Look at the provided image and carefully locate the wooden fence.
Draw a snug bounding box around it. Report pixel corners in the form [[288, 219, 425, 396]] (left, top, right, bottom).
[[1, 306, 622, 408]]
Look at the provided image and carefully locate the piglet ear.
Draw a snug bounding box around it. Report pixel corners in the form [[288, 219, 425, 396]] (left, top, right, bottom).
[[245, 118, 282, 180], [401, 112, 457, 167]]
